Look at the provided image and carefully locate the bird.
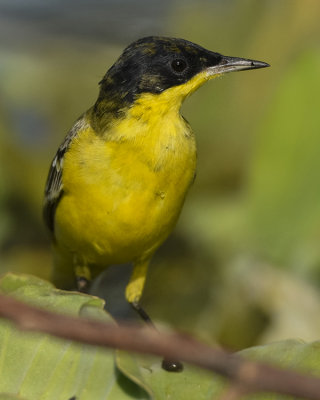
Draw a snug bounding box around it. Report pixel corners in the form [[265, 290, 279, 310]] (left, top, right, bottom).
[[43, 36, 269, 364]]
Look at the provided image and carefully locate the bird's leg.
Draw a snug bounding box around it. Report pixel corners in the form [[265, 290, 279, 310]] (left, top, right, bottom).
[[130, 301, 155, 326], [74, 265, 91, 293], [126, 260, 183, 372], [125, 259, 149, 314]]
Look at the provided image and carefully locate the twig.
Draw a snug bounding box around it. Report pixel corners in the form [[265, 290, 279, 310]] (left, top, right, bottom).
[[219, 384, 249, 400], [0, 293, 319, 399]]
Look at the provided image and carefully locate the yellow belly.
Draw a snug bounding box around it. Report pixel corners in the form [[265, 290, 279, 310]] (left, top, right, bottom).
[[54, 112, 196, 269]]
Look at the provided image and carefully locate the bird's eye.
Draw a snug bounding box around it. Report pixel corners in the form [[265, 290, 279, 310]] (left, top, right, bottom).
[[171, 58, 188, 73]]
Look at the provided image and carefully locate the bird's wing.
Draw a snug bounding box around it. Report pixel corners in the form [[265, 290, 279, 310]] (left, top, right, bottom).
[[43, 117, 87, 234]]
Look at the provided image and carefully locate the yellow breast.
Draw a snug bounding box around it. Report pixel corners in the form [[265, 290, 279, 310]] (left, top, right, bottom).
[[54, 92, 197, 267]]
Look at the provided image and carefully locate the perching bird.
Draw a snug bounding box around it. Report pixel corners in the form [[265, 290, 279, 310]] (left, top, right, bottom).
[[44, 35, 268, 341]]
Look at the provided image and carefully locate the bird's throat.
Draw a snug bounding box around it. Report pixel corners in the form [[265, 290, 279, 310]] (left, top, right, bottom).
[[91, 69, 214, 134]]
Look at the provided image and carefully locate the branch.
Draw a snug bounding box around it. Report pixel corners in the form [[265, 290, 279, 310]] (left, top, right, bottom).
[[219, 385, 249, 400], [0, 293, 319, 399]]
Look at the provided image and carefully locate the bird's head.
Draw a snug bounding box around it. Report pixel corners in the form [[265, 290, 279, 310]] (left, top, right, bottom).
[[94, 36, 269, 127]]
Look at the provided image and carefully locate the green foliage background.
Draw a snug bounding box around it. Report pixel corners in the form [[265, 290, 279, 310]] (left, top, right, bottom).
[[1, 0, 320, 351]]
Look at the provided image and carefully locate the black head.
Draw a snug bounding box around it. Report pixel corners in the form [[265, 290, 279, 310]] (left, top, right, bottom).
[[93, 36, 269, 125], [98, 36, 223, 106]]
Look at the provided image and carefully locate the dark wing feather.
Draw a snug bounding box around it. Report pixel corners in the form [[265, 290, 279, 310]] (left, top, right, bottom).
[[43, 117, 87, 234]]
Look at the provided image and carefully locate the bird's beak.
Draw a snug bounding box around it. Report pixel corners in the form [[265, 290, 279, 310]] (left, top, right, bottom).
[[206, 55, 270, 76]]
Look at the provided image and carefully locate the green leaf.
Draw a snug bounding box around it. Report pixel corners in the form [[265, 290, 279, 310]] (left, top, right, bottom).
[[240, 339, 320, 374], [0, 274, 149, 400], [116, 340, 320, 400], [1, 274, 320, 400], [116, 350, 217, 400], [215, 340, 320, 399]]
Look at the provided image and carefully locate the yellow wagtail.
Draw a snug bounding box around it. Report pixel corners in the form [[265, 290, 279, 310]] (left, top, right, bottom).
[[44, 36, 268, 329]]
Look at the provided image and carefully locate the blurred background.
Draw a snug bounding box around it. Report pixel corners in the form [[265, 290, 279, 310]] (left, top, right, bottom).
[[1, 0, 320, 350]]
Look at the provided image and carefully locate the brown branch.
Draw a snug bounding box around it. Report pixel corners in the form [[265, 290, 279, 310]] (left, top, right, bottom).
[[219, 385, 249, 400], [0, 293, 319, 399]]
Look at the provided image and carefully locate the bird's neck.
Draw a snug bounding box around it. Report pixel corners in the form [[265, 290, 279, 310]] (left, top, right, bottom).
[[91, 89, 184, 135], [88, 88, 194, 173], [91, 68, 213, 133], [129, 91, 183, 123]]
